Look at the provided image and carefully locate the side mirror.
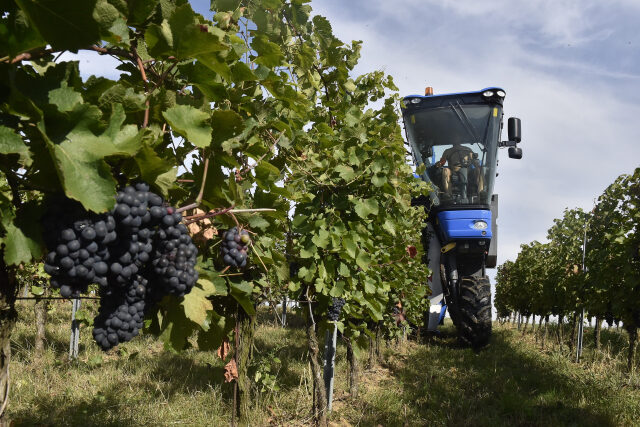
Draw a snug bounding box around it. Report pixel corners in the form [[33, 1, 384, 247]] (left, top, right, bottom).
[[508, 117, 521, 143], [508, 146, 522, 159]]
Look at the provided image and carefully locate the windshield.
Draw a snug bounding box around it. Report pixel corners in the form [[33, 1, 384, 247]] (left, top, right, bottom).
[[405, 103, 502, 207]]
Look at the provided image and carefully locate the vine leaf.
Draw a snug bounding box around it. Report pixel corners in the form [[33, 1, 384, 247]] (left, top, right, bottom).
[[229, 280, 255, 315], [145, 4, 227, 59], [354, 198, 379, 219], [48, 83, 83, 112], [182, 284, 215, 329], [211, 110, 244, 145], [0, 125, 31, 166], [42, 104, 145, 212], [0, 202, 44, 265], [15, 0, 116, 50], [163, 105, 212, 148]]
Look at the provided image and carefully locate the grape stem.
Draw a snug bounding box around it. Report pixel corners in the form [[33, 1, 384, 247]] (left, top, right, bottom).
[[183, 206, 235, 225], [132, 46, 150, 128], [249, 241, 268, 273], [175, 156, 210, 213], [182, 207, 275, 222]]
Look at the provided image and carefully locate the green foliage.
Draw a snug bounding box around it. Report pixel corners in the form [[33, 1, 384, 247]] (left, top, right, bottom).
[[1, 0, 432, 362], [495, 167, 640, 342]]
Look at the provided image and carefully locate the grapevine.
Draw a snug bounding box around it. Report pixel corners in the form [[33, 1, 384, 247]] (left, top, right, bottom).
[[42, 183, 199, 350]]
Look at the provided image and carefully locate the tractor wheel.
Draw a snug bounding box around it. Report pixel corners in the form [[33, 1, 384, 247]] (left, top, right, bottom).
[[456, 275, 492, 348]]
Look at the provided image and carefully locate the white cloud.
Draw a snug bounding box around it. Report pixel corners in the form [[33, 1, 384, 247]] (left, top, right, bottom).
[[311, 0, 640, 267], [56, 51, 123, 80]]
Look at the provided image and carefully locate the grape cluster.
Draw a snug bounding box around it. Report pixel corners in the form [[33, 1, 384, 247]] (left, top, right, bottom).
[[42, 183, 199, 351], [92, 276, 147, 350], [148, 206, 199, 298], [42, 200, 117, 298], [327, 297, 346, 321], [220, 227, 250, 268]]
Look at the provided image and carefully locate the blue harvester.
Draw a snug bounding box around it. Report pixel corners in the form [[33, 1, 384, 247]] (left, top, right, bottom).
[[402, 87, 522, 347]]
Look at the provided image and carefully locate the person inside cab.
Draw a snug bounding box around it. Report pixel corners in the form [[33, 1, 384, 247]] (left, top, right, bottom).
[[435, 143, 484, 201]]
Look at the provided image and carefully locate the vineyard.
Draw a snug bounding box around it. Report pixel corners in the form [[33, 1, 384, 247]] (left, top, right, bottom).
[[495, 167, 640, 371], [0, 0, 430, 425], [0, 0, 639, 426]]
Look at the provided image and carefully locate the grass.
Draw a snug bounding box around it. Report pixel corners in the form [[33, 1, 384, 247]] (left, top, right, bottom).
[[5, 300, 640, 426]]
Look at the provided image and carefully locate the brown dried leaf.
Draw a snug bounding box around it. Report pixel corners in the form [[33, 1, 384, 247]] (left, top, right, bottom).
[[203, 228, 216, 240], [217, 337, 230, 360], [187, 222, 201, 235], [224, 359, 238, 383]]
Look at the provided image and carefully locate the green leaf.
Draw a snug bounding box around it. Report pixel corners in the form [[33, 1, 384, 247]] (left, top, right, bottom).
[[211, 0, 241, 11], [196, 310, 228, 351], [382, 219, 396, 236], [127, 0, 159, 26], [335, 164, 355, 181], [42, 105, 144, 212], [355, 250, 371, 271], [135, 145, 175, 194], [230, 62, 257, 83], [229, 280, 255, 315], [342, 235, 357, 258], [182, 285, 214, 329], [211, 110, 244, 145], [31, 285, 44, 296], [251, 34, 284, 68], [371, 174, 387, 187], [1, 218, 40, 265], [354, 198, 379, 219], [329, 280, 345, 297], [163, 105, 212, 148], [0, 125, 31, 165], [247, 215, 270, 232], [311, 228, 330, 249], [48, 84, 83, 112], [15, 0, 104, 50], [49, 139, 117, 212], [147, 4, 227, 59]]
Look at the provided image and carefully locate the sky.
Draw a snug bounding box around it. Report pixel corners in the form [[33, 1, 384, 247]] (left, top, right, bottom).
[[308, 0, 640, 270], [62, 0, 640, 272]]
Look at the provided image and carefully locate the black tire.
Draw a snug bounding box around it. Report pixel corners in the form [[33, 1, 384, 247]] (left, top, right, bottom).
[[455, 275, 492, 348]]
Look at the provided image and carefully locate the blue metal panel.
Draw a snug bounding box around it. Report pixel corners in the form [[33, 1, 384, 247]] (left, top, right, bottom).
[[437, 209, 492, 240]]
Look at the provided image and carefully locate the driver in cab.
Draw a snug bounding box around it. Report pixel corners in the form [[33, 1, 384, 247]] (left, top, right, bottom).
[[435, 143, 483, 198]]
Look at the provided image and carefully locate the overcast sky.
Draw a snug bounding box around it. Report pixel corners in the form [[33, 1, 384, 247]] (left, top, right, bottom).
[[64, 0, 640, 271], [308, 0, 640, 271]]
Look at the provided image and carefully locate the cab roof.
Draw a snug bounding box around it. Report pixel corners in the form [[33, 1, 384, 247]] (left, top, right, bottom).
[[402, 87, 506, 110]]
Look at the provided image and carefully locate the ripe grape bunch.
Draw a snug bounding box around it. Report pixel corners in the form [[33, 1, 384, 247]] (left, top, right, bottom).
[[327, 298, 346, 321], [220, 227, 251, 268], [42, 183, 199, 351]]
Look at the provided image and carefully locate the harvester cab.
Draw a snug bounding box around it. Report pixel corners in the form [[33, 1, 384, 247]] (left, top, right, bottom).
[[402, 87, 522, 347]]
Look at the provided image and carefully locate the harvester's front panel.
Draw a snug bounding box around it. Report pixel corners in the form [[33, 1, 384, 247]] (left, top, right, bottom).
[[436, 209, 492, 240]]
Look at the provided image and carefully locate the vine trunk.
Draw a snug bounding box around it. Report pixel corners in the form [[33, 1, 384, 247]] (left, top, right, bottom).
[[0, 255, 17, 423]]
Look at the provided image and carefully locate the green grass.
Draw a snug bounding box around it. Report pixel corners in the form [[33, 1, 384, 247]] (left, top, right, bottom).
[[5, 301, 640, 426]]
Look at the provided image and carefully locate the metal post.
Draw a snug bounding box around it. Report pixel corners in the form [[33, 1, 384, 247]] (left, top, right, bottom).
[[69, 298, 80, 359], [576, 222, 588, 362], [282, 296, 287, 328], [323, 323, 338, 412]]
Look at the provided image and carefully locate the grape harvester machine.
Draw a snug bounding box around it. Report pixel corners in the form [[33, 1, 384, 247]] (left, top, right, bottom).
[[402, 87, 522, 347]]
